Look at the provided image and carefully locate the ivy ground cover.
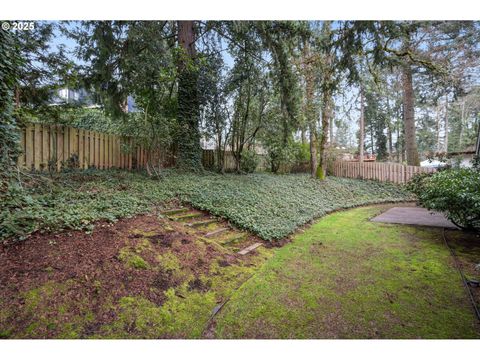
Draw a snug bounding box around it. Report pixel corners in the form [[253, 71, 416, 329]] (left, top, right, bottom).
[[2, 170, 413, 243]]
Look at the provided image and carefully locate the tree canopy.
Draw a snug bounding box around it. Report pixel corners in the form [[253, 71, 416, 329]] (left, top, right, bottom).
[[4, 20, 480, 174]]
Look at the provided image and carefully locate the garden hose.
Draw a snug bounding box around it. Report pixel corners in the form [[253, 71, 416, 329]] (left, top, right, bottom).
[[202, 271, 256, 336], [442, 228, 480, 322]]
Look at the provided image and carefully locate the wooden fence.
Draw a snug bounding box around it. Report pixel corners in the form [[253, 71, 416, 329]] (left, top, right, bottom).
[[17, 124, 267, 172], [19, 124, 439, 181], [201, 149, 268, 172], [17, 124, 151, 171], [332, 161, 436, 184]]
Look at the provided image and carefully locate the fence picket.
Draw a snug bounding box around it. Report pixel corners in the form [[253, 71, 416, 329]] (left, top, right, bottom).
[[18, 127, 26, 168], [41, 125, 49, 169], [33, 124, 41, 170]]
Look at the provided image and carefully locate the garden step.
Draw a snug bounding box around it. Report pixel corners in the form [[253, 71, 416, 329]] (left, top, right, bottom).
[[220, 233, 248, 246], [169, 212, 204, 221], [238, 242, 263, 255], [161, 208, 189, 216], [205, 227, 228, 238], [187, 219, 218, 228]]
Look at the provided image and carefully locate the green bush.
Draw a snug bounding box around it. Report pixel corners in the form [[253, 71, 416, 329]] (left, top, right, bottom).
[[405, 171, 434, 194], [408, 168, 480, 231], [264, 140, 297, 174], [240, 150, 259, 173], [293, 142, 310, 163]]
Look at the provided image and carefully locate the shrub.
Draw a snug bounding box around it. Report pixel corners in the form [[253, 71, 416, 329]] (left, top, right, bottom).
[[288, 142, 310, 173], [264, 140, 297, 174], [473, 155, 480, 170], [408, 168, 480, 231], [405, 171, 434, 194], [240, 150, 259, 173], [293, 142, 310, 163]]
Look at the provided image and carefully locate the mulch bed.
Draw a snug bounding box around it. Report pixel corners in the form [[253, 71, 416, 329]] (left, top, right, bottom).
[[0, 213, 236, 338]]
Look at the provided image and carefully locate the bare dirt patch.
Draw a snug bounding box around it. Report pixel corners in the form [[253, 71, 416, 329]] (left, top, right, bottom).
[[0, 210, 271, 339]]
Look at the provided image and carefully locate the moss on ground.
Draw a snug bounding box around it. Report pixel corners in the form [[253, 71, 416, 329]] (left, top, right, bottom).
[[130, 229, 157, 238], [201, 247, 274, 302], [119, 246, 150, 270], [0, 300, 13, 338], [98, 289, 217, 339], [213, 205, 480, 339], [11, 280, 95, 338], [156, 252, 181, 272], [96, 245, 274, 338]]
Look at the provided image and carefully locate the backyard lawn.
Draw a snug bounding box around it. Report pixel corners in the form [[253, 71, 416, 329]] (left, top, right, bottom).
[[1, 171, 479, 339], [213, 205, 480, 339]]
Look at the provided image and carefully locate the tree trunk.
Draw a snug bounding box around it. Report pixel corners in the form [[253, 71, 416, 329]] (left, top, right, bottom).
[[458, 100, 465, 150], [317, 92, 332, 180], [398, 119, 406, 163], [235, 153, 241, 172], [359, 86, 365, 163], [444, 94, 449, 153], [475, 118, 480, 157], [370, 127, 374, 154], [435, 102, 441, 153], [329, 112, 334, 145], [401, 61, 420, 166], [387, 125, 393, 158], [177, 20, 202, 170], [309, 124, 317, 178], [303, 40, 318, 178], [396, 122, 400, 162], [386, 97, 393, 158]]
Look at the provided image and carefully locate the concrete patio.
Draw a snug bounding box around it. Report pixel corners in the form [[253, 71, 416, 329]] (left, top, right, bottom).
[[371, 207, 458, 229]]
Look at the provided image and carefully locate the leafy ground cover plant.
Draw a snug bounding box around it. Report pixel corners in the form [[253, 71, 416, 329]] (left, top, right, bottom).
[[1, 169, 413, 242], [177, 173, 413, 240]]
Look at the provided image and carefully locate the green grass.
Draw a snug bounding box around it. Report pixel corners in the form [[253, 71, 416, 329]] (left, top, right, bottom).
[[1, 170, 412, 242], [3, 202, 478, 339], [214, 205, 480, 338]]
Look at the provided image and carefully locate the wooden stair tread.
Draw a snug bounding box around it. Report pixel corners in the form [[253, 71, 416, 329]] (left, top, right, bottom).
[[205, 227, 229, 238], [187, 219, 217, 228], [169, 212, 204, 221], [238, 242, 263, 255], [161, 208, 189, 216]]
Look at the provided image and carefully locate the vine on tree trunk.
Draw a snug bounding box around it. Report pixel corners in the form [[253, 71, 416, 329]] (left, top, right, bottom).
[[0, 30, 22, 192]]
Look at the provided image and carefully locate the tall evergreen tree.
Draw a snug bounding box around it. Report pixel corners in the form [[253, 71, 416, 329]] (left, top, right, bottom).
[[0, 29, 22, 190]]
